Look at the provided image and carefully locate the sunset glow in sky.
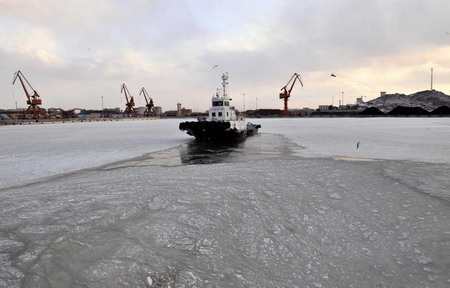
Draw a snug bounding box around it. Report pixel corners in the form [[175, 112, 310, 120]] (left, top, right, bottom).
[[1, 0, 449, 112]]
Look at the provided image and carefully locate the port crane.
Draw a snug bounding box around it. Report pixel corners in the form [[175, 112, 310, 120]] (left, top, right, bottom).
[[121, 83, 137, 117], [12, 70, 47, 119], [279, 73, 303, 115], [140, 87, 155, 116]]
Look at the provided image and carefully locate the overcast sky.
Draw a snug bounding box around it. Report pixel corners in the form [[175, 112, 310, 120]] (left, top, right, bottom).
[[1, 0, 449, 112]]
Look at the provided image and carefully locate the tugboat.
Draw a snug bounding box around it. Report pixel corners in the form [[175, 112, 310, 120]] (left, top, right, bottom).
[[179, 73, 261, 141]]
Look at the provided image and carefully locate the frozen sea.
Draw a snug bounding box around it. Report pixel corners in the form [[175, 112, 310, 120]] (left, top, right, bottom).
[[1, 118, 449, 288]]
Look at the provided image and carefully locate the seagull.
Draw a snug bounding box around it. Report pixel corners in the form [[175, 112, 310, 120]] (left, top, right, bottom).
[[213, 65, 219, 69], [330, 73, 336, 77]]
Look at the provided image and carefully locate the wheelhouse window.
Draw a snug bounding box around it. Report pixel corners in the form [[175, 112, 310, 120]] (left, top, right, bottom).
[[224, 101, 229, 106], [212, 101, 223, 106]]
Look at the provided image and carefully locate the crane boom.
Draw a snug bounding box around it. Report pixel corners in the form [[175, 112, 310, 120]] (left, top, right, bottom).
[[140, 87, 150, 105], [121, 83, 132, 105], [281, 73, 303, 96], [13, 71, 31, 101]]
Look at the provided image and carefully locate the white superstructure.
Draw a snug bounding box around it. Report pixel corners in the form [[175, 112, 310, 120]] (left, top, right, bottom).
[[208, 73, 246, 131]]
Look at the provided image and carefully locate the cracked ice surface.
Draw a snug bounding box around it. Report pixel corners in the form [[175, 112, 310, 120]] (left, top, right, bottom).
[[1, 118, 450, 287]]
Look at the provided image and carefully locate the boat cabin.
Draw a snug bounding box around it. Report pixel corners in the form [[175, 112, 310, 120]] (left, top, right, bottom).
[[209, 96, 236, 121]]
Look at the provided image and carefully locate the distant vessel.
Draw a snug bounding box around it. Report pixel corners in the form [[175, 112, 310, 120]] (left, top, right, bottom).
[[179, 73, 261, 141]]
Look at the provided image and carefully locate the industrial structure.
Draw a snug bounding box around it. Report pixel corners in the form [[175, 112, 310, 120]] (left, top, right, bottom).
[[279, 73, 303, 115], [48, 108, 80, 118], [12, 70, 46, 119], [121, 83, 137, 117], [139, 87, 155, 116]]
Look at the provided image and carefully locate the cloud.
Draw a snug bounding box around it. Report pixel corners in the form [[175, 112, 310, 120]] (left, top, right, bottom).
[[3, 27, 66, 67], [1, 0, 450, 111]]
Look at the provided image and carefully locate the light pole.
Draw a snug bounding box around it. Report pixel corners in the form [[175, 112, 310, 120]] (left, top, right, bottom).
[[256, 98, 258, 110], [243, 93, 245, 112], [101, 96, 104, 118]]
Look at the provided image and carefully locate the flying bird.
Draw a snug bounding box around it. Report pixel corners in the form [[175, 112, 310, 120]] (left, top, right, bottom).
[[330, 73, 336, 77], [213, 65, 219, 69]]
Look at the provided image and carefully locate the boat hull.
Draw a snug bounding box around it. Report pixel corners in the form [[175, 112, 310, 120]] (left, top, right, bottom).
[[179, 121, 260, 141]]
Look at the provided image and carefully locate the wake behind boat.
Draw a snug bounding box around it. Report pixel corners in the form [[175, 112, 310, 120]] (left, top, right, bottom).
[[179, 73, 261, 141]]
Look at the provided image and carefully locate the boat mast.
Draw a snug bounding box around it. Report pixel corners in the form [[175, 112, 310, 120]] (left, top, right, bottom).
[[222, 73, 228, 99]]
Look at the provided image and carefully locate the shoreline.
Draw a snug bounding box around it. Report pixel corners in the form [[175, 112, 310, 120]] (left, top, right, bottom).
[[2, 113, 449, 126], [0, 117, 159, 126]]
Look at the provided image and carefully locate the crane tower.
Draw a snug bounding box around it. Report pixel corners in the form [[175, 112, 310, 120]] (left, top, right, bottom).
[[12, 70, 47, 119], [121, 83, 137, 117], [140, 87, 155, 116], [279, 73, 303, 115]]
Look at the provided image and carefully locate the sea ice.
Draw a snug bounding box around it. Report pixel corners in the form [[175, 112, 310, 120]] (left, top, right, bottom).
[[0, 118, 449, 287]]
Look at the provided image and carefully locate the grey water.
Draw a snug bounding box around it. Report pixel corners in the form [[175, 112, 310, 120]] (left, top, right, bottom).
[[1, 122, 450, 287]]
